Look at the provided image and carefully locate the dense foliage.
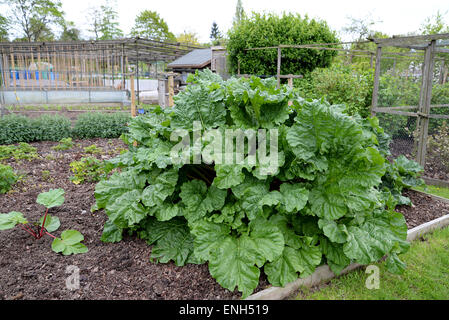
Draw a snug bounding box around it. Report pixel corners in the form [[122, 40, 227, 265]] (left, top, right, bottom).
[[227, 12, 339, 76], [0, 164, 18, 194], [72, 112, 131, 139], [296, 64, 374, 117], [0, 114, 71, 145], [0, 112, 130, 144], [93, 70, 417, 298]]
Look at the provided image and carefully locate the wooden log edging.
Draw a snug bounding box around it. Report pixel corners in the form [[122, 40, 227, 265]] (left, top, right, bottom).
[[246, 190, 449, 300]]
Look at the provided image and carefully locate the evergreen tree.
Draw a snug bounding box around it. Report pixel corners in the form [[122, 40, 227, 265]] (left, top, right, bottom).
[[210, 21, 221, 41]]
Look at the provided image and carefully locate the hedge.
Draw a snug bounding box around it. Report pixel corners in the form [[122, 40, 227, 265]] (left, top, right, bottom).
[[0, 112, 131, 144]]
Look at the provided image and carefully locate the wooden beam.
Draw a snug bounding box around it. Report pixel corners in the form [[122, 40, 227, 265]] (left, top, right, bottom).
[[371, 46, 382, 116], [130, 73, 136, 117], [417, 40, 436, 167], [168, 75, 174, 107], [277, 47, 281, 89]]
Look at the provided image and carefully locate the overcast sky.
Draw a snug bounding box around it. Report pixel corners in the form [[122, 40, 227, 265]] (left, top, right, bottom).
[[5, 0, 449, 42]]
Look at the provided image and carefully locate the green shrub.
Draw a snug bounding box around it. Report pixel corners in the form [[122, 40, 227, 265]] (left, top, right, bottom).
[[0, 114, 37, 144], [32, 115, 72, 142], [72, 112, 131, 139], [296, 64, 373, 117], [0, 164, 19, 194], [227, 12, 338, 76], [0, 114, 71, 144]]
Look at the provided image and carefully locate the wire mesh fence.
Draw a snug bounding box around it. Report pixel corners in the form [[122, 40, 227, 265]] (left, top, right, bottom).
[[373, 36, 449, 183]]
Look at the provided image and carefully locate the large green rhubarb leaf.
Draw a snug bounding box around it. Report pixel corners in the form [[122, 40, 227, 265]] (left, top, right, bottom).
[[343, 210, 409, 265], [138, 217, 196, 266], [264, 240, 322, 287], [171, 82, 226, 130], [206, 218, 284, 298], [141, 169, 178, 207], [179, 180, 227, 222]]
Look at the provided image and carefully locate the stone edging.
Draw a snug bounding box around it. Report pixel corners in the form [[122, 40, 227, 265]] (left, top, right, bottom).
[[245, 190, 449, 300]]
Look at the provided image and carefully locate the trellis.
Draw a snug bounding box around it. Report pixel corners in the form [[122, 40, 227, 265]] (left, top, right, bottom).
[[370, 33, 449, 173], [0, 38, 201, 92]]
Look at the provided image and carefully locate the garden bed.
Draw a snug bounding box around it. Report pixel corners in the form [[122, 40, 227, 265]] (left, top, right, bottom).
[[0, 139, 448, 300]]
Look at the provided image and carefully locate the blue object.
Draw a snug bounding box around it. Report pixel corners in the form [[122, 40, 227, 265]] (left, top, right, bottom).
[[137, 108, 145, 114]]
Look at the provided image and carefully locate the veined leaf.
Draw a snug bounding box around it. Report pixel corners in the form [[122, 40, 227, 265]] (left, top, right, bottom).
[[39, 214, 60, 233], [179, 180, 227, 222], [51, 230, 88, 255], [36, 188, 65, 209], [0, 211, 28, 230]]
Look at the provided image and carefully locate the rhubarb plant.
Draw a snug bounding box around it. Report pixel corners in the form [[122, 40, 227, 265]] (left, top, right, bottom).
[[92, 69, 416, 298], [0, 188, 88, 255]]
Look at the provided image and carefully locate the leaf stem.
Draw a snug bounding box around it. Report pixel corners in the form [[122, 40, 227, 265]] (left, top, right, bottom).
[[19, 224, 37, 238], [39, 208, 49, 238], [45, 232, 57, 239]]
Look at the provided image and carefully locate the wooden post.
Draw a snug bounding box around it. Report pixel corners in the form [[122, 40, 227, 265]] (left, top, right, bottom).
[[416, 40, 436, 167], [168, 75, 174, 107], [37, 52, 42, 90], [10, 51, 16, 89], [277, 47, 281, 89], [438, 60, 445, 84], [30, 48, 35, 90], [130, 72, 138, 147], [370, 46, 382, 116], [288, 75, 293, 107], [130, 73, 137, 117]]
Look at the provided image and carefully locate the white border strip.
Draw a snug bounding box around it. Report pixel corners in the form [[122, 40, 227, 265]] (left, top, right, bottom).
[[246, 193, 449, 300]]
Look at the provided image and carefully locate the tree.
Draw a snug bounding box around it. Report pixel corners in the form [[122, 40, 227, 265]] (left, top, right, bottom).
[[210, 21, 221, 41], [130, 10, 175, 41], [59, 20, 81, 41], [87, 2, 123, 40], [0, 14, 9, 41], [420, 10, 449, 34], [227, 12, 339, 76], [342, 14, 382, 42], [176, 30, 200, 45], [5, 0, 65, 42], [233, 0, 245, 25]]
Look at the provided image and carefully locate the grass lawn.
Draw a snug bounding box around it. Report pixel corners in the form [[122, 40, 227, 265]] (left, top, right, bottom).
[[294, 227, 449, 300], [413, 184, 449, 199]]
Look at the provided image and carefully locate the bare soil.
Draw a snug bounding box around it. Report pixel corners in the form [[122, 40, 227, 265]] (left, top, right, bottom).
[[0, 139, 448, 300]]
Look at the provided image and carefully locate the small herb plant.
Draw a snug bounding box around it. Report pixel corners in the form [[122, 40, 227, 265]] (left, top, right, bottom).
[[0, 143, 38, 161], [0, 164, 19, 194], [0, 188, 88, 255], [83, 144, 103, 154], [69, 157, 107, 184], [52, 137, 74, 151]]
